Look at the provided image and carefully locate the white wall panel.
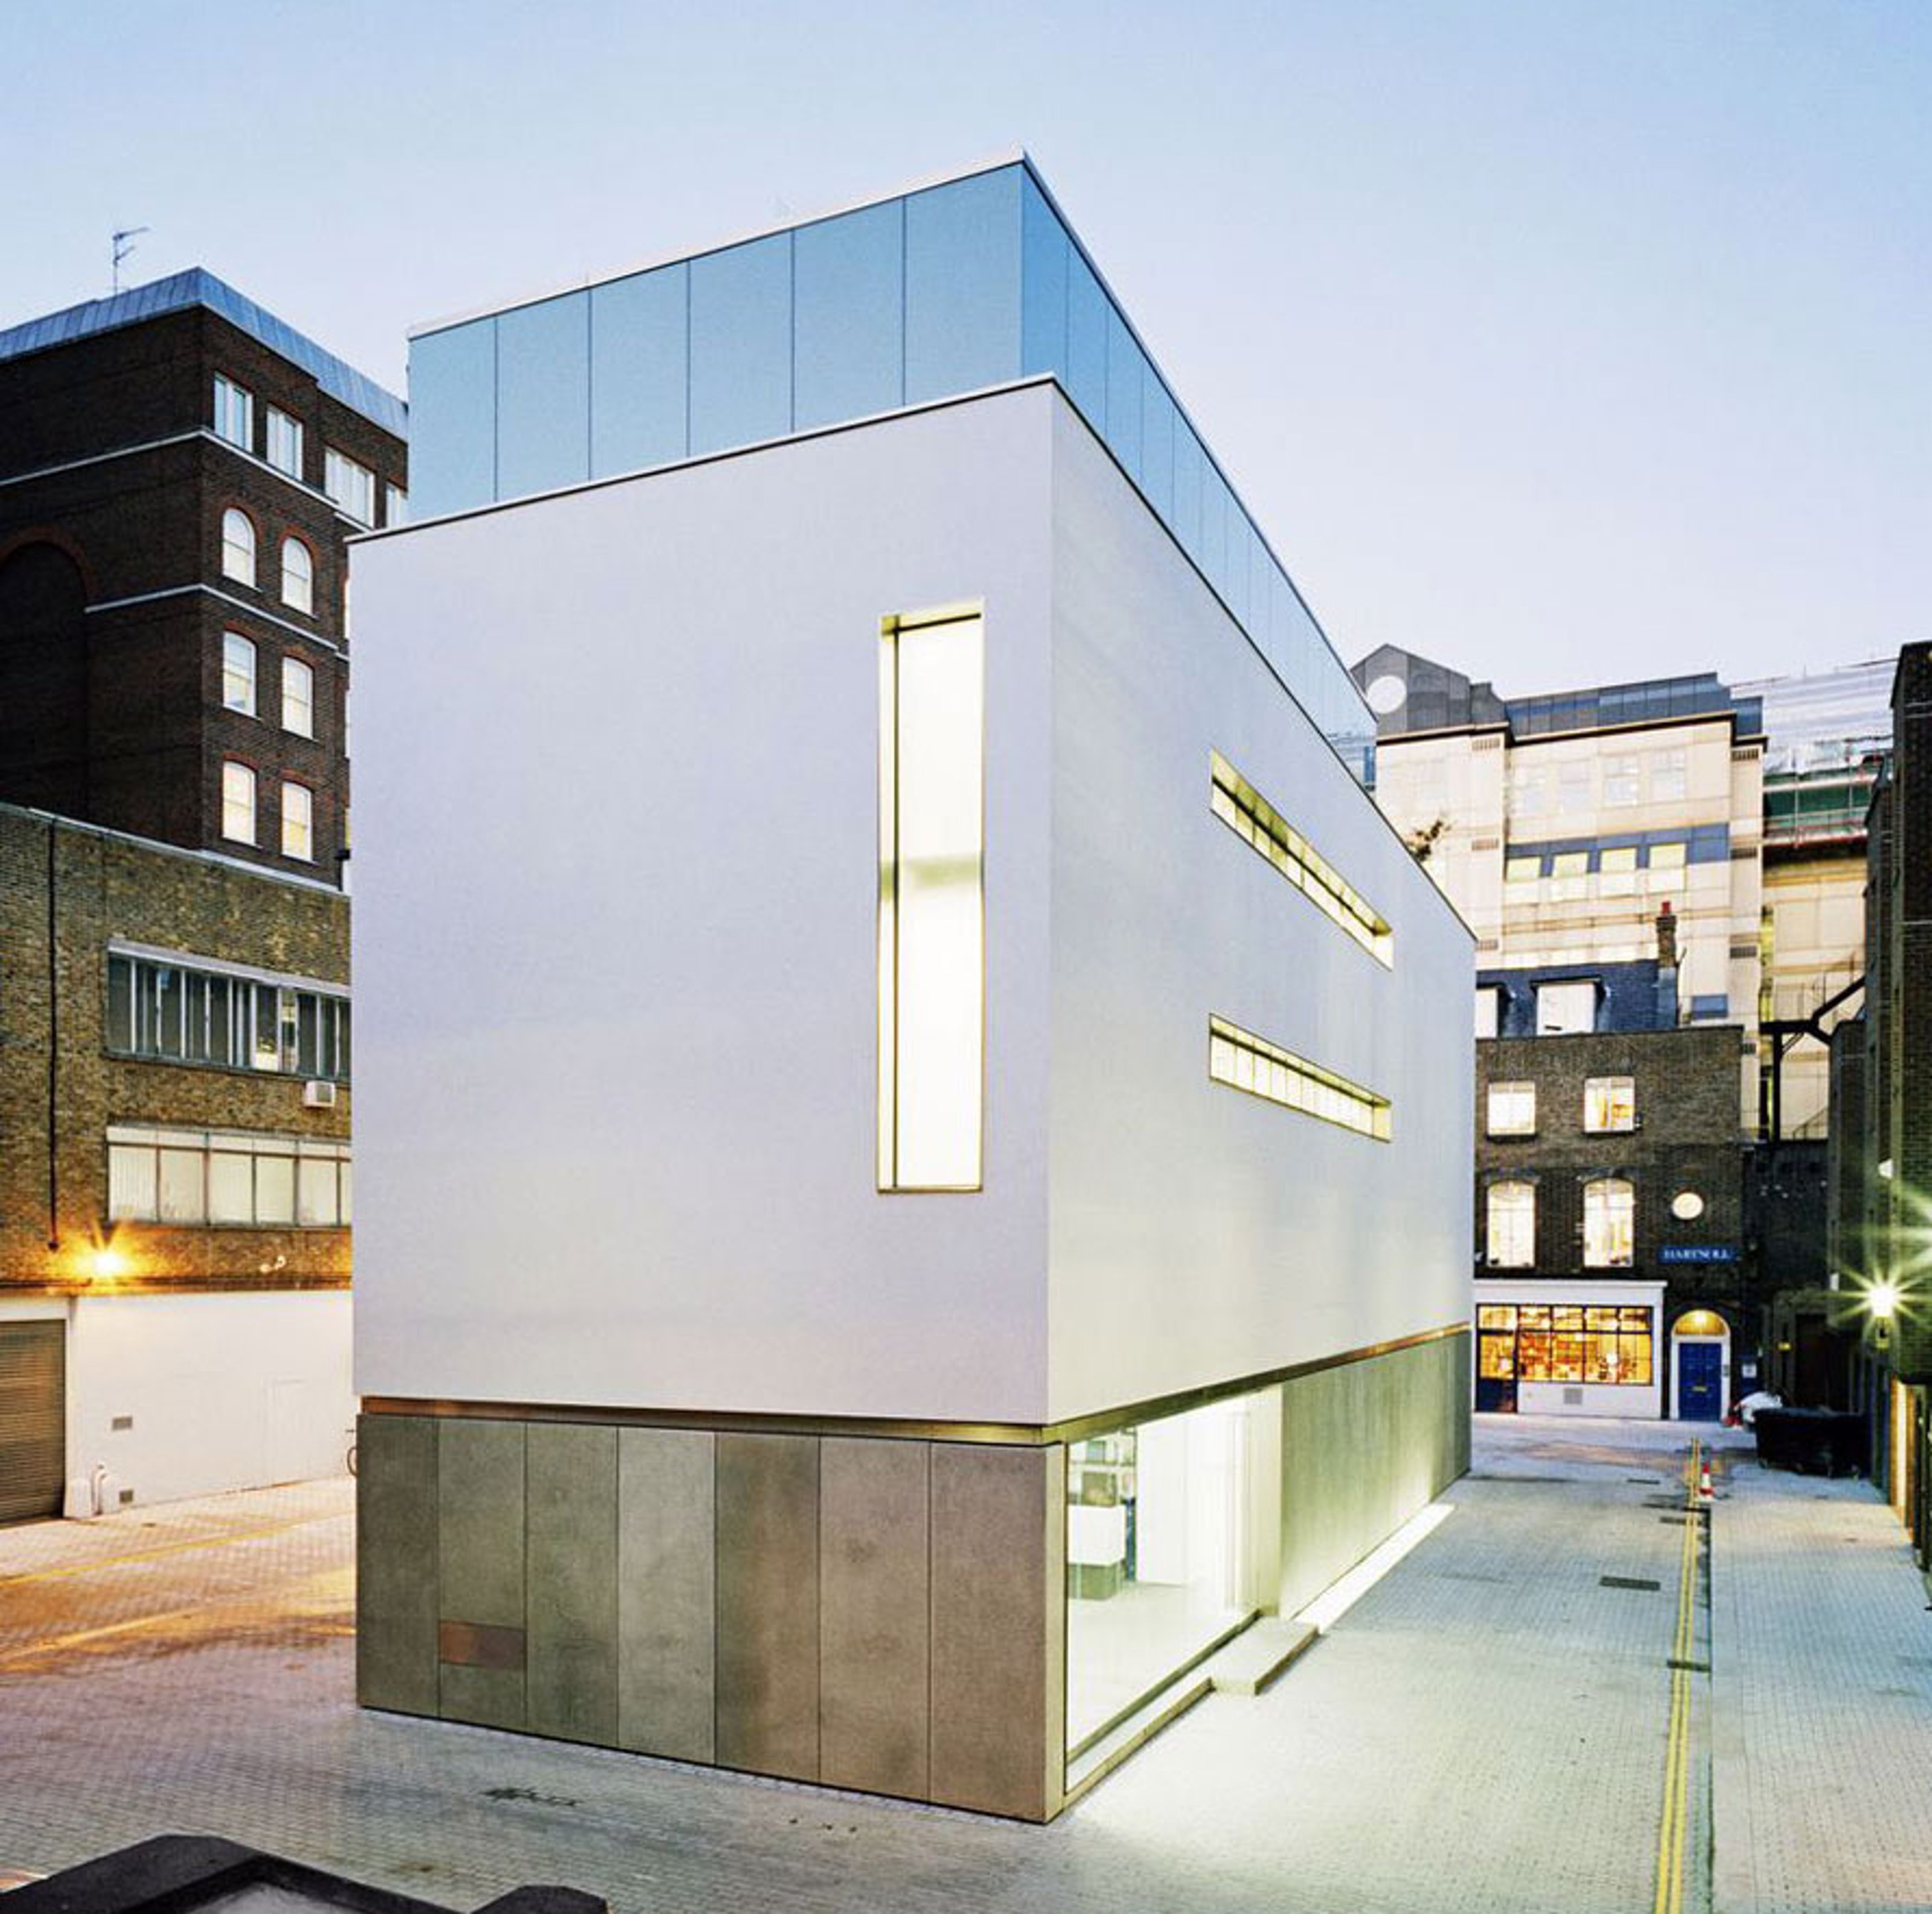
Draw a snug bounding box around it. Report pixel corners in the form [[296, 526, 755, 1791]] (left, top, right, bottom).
[[1044, 402, 1474, 1422], [353, 392, 1056, 1421]]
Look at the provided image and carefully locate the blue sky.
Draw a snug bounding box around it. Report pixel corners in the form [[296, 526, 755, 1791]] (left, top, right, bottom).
[[7, 0, 1926, 692]]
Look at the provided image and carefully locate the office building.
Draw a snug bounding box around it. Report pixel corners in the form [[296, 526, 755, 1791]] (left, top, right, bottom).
[[351, 156, 1472, 1818], [1354, 645, 1765, 1130]]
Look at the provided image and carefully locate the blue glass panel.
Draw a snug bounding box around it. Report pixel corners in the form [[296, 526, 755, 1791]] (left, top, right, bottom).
[[904, 167, 1022, 405], [1201, 467, 1232, 604], [1020, 174, 1067, 379], [1140, 375, 1176, 521], [496, 292, 590, 500], [1104, 310, 1143, 484], [408, 318, 495, 516], [1225, 514, 1253, 627], [590, 264, 687, 476], [689, 233, 793, 455], [1064, 246, 1108, 427], [1171, 420, 1203, 559], [794, 203, 903, 430]]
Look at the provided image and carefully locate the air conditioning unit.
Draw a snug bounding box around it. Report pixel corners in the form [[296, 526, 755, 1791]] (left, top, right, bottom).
[[302, 1080, 338, 1109]]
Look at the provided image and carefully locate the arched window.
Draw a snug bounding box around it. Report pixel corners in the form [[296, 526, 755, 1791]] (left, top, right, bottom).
[[1485, 1180, 1535, 1268], [281, 537, 313, 615], [1584, 1178, 1634, 1268], [221, 508, 256, 587]]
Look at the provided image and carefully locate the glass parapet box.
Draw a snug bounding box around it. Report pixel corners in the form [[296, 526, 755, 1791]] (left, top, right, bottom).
[[407, 158, 1376, 783]]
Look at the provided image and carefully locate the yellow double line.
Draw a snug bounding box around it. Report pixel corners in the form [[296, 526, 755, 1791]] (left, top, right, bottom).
[[1654, 1438, 1702, 1914]]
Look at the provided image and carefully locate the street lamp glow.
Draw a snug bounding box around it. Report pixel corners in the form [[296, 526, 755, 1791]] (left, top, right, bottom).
[[1868, 1281, 1901, 1321]]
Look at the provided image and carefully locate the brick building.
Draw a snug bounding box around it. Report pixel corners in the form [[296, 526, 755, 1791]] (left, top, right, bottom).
[[0, 273, 397, 1523], [0, 270, 406, 883], [1826, 642, 1932, 1566], [1476, 1019, 1746, 1420], [0, 805, 352, 1523]]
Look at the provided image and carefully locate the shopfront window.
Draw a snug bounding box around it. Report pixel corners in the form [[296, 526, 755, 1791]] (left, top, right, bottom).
[[1483, 1303, 1652, 1386], [1066, 1389, 1267, 1755]]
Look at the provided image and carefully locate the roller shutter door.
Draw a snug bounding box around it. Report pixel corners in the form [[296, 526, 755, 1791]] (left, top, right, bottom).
[[0, 1322, 65, 1525]]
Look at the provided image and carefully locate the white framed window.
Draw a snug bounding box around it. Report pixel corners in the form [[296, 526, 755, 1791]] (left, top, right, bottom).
[[1487, 1081, 1536, 1136], [1486, 1180, 1535, 1267], [324, 448, 375, 525], [1584, 1177, 1635, 1267], [282, 657, 315, 738], [1603, 755, 1642, 805], [385, 483, 408, 527], [107, 1124, 350, 1228], [1599, 844, 1639, 895], [221, 761, 256, 844], [266, 408, 304, 479], [213, 374, 253, 449], [281, 781, 314, 862], [1584, 1076, 1637, 1133], [221, 633, 257, 716], [1547, 850, 1588, 900], [280, 537, 313, 615], [1650, 747, 1688, 803], [1536, 979, 1597, 1035], [1505, 854, 1540, 885], [1474, 987, 1501, 1040], [220, 508, 257, 587], [1557, 763, 1591, 815]]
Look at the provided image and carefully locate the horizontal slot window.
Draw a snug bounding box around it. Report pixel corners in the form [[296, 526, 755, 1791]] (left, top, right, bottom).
[[106, 1125, 351, 1229], [1210, 752, 1392, 965], [1208, 1014, 1390, 1142], [107, 952, 350, 1082]]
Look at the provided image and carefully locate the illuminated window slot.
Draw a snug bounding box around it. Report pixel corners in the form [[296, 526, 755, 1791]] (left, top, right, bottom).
[[878, 606, 984, 1191], [1208, 1016, 1390, 1142], [1209, 752, 1392, 966]]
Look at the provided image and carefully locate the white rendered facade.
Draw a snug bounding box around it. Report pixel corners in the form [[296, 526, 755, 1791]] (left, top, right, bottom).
[[353, 171, 1471, 1817], [354, 385, 1471, 1426]]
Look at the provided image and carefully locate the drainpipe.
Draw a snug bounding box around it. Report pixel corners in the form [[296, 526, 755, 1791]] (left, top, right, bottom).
[[45, 818, 59, 1252]]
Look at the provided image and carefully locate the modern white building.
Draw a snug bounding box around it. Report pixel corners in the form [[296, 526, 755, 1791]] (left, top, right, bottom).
[[351, 156, 1472, 1818]]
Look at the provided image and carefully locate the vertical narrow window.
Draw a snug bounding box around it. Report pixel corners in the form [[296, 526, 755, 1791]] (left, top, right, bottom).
[[282, 657, 315, 737], [220, 508, 257, 587], [1584, 1177, 1636, 1267], [221, 761, 256, 844], [878, 606, 984, 1192], [324, 448, 376, 525], [213, 374, 254, 449], [281, 781, 314, 861], [222, 632, 257, 715], [281, 537, 314, 615], [266, 406, 304, 478]]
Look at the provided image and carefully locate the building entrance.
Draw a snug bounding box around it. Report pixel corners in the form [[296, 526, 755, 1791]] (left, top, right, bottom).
[[1677, 1342, 1722, 1419]]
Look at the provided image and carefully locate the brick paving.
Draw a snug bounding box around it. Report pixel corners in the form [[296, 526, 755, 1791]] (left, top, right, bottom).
[[0, 1418, 1922, 1912]]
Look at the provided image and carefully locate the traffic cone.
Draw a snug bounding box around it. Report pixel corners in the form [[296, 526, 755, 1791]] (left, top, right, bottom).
[[1698, 1463, 1714, 1501]]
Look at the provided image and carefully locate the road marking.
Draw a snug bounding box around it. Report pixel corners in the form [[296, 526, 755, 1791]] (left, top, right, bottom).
[[0, 1512, 344, 1589], [1653, 1438, 1701, 1914]]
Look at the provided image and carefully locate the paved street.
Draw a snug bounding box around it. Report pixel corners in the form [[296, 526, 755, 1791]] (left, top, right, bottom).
[[1, 1418, 1928, 1913]]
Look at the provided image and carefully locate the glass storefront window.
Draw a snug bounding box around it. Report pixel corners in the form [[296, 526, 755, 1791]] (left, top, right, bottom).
[[1065, 1389, 1266, 1753]]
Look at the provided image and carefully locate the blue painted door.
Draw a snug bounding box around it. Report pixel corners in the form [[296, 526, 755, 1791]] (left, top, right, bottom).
[[1677, 1340, 1723, 1421]]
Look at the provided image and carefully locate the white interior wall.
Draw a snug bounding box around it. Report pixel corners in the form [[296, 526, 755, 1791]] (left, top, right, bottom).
[[351, 391, 1058, 1423], [1044, 404, 1474, 1423]]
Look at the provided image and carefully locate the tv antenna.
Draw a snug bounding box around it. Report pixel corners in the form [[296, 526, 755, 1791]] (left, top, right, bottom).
[[112, 226, 150, 294]]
